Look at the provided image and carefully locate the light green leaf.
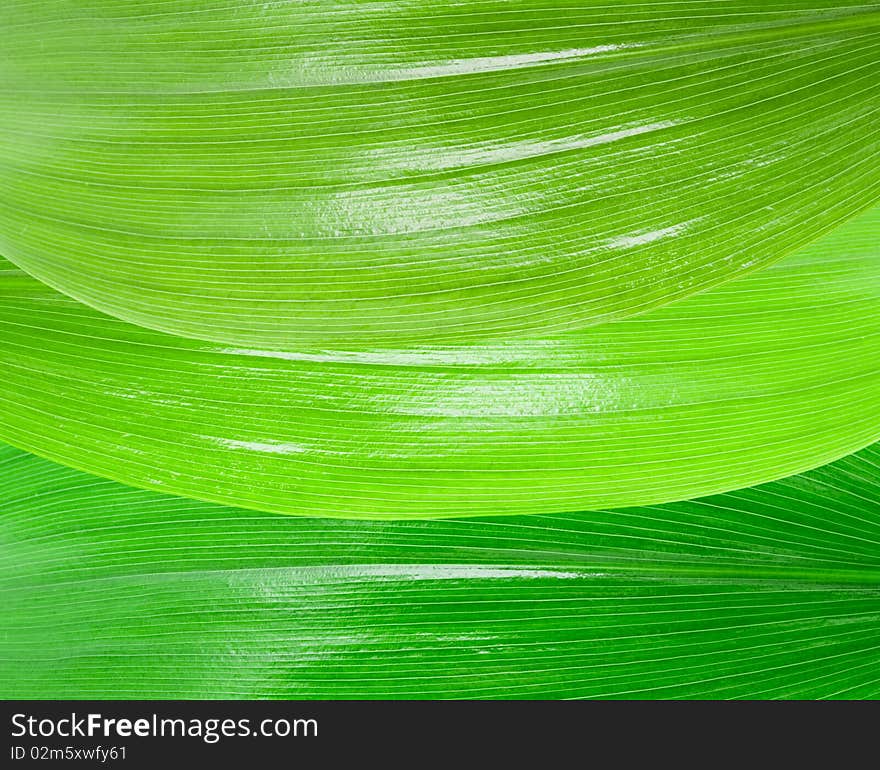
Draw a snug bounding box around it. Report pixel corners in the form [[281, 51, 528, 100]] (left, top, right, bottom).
[[0, 206, 878, 517], [1, 1, 879, 347], [2, 440, 879, 699]]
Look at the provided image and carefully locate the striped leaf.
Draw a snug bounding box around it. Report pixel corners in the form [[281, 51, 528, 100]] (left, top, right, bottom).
[[1, 206, 878, 517], [1, 1, 879, 347], [3, 441, 878, 699]]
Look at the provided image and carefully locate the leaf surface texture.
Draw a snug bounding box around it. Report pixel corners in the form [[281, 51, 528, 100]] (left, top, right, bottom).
[[2, 442, 879, 699], [2, 1, 879, 346]]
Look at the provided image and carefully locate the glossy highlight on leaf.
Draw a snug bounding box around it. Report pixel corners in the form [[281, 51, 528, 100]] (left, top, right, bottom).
[[1, 1, 880, 704], [2, 441, 879, 699], [1, 1, 879, 347], [0, 206, 878, 518]]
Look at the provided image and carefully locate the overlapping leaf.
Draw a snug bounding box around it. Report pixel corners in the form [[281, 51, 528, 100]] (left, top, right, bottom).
[[2, 441, 878, 699], [1, 205, 878, 517], [1, 2, 879, 703], [2, 1, 879, 347]]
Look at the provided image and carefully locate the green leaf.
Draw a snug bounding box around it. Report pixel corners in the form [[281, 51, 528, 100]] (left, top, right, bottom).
[[2, 1, 879, 347], [2, 440, 879, 699], [1, 205, 878, 517]]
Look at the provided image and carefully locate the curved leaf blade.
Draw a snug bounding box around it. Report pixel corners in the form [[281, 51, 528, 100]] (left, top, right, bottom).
[[0, 206, 878, 517], [1, 1, 879, 346], [2, 441, 879, 699]]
